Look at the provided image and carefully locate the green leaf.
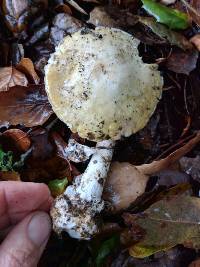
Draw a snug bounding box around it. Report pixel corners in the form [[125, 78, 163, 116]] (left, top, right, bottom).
[[95, 235, 120, 267], [126, 195, 200, 258], [139, 17, 193, 50], [48, 177, 68, 197], [141, 0, 190, 30], [0, 147, 14, 171]]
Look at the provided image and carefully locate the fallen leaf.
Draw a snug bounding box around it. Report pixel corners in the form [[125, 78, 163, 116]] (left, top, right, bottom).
[[2, 0, 28, 19], [2, 0, 29, 33], [0, 67, 28, 91], [139, 17, 193, 50], [141, 0, 190, 30], [22, 129, 72, 183], [180, 155, 200, 182], [156, 169, 190, 186], [137, 132, 200, 175], [55, 4, 72, 14], [0, 171, 20, 181], [2, 129, 31, 152], [22, 156, 71, 183], [125, 195, 200, 258], [95, 235, 120, 267], [29, 128, 54, 160], [164, 48, 198, 74], [48, 177, 68, 197], [190, 34, 200, 51], [88, 6, 139, 28], [179, 0, 200, 26], [189, 259, 200, 267], [50, 13, 83, 46], [87, 6, 119, 27], [111, 246, 195, 267], [103, 133, 200, 212], [189, 0, 200, 25], [103, 162, 149, 212], [16, 58, 40, 84], [0, 84, 53, 127]]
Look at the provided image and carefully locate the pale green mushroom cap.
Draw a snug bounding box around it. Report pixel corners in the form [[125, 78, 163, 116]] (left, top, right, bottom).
[[45, 27, 163, 141]]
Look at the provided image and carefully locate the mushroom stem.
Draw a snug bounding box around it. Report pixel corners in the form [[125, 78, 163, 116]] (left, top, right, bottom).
[[51, 140, 115, 240]]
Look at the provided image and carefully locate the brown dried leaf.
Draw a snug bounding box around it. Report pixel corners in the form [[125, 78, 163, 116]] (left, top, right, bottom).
[[103, 162, 148, 212], [189, 259, 200, 267], [16, 58, 40, 84], [0, 171, 20, 181], [2, 129, 31, 152], [190, 34, 200, 51], [55, 4, 72, 14], [0, 67, 28, 91], [164, 48, 198, 75], [0, 84, 53, 127], [137, 131, 200, 175]]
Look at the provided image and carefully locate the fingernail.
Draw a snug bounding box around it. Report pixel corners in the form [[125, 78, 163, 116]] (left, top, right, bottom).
[[28, 212, 51, 247]]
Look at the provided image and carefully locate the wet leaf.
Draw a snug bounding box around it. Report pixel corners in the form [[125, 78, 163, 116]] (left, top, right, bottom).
[[50, 13, 83, 46], [126, 195, 200, 258], [164, 48, 198, 75], [103, 162, 148, 212], [137, 131, 200, 175], [0, 67, 28, 91], [139, 17, 193, 50], [141, 0, 190, 29], [95, 235, 120, 267], [180, 155, 200, 182], [104, 133, 200, 212], [0, 84, 53, 127], [16, 58, 40, 84], [2, 129, 31, 152], [22, 156, 71, 183], [2, 0, 28, 19], [48, 177, 68, 197], [26, 23, 49, 46], [2, 0, 29, 33]]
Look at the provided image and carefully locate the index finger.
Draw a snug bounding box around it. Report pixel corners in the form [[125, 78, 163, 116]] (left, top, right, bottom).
[[0, 181, 53, 230]]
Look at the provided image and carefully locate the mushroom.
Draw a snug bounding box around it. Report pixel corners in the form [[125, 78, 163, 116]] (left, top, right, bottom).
[[45, 27, 163, 239]]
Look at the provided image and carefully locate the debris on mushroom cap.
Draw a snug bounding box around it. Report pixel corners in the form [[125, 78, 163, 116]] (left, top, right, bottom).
[[45, 27, 163, 142]]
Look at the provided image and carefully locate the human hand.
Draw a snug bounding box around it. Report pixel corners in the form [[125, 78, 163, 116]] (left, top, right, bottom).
[[0, 181, 53, 267]]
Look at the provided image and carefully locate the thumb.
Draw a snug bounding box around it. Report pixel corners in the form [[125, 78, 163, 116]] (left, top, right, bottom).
[[0, 211, 51, 267]]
